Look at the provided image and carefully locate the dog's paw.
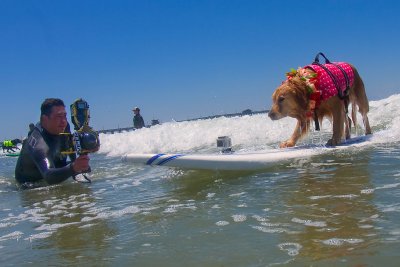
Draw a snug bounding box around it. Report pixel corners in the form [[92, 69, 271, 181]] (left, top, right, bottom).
[[326, 139, 340, 146], [279, 140, 295, 148]]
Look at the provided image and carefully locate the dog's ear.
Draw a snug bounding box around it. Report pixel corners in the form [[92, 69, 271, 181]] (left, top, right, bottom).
[[287, 76, 309, 107], [287, 75, 304, 88]]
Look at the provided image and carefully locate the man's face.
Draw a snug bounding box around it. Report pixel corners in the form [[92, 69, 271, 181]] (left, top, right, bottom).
[[42, 105, 68, 135]]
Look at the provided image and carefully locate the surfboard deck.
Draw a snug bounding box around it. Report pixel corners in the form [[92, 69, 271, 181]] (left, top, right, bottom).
[[122, 135, 371, 171]]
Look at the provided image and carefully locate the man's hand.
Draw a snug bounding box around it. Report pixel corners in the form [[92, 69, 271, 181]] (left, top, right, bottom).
[[72, 154, 90, 173]]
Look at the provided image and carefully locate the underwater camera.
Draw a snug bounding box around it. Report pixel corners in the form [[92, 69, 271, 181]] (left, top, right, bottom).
[[61, 98, 100, 155]]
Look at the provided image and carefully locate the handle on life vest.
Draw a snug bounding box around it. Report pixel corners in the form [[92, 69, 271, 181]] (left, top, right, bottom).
[[313, 52, 331, 64]]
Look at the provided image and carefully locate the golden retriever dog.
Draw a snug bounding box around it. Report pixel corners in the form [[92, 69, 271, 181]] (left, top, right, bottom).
[[268, 53, 372, 148]]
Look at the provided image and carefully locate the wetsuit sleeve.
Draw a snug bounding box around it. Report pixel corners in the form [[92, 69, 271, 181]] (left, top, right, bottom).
[[28, 134, 76, 185]]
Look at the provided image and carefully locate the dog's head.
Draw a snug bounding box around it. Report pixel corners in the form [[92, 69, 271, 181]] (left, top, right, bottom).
[[268, 75, 309, 121]]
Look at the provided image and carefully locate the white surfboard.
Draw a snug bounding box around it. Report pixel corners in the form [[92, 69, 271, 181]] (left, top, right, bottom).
[[122, 135, 371, 171]]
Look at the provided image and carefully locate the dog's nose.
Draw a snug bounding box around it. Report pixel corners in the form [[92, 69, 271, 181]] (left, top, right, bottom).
[[268, 111, 276, 120]]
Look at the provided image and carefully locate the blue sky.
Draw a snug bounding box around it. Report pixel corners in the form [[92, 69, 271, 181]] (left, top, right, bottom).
[[1, 0, 399, 140]]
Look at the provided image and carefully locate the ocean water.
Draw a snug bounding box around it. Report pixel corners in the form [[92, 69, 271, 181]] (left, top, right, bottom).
[[1, 94, 400, 266]]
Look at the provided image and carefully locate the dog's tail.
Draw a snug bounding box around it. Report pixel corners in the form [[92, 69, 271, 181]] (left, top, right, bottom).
[[350, 65, 371, 134]]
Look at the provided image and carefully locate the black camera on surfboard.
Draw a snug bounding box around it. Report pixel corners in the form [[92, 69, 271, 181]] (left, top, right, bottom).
[[61, 98, 100, 156]]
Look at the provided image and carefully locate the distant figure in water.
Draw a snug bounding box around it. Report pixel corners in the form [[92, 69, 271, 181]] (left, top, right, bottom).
[[28, 123, 35, 137], [132, 107, 145, 129], [2, 139, 22, 153]]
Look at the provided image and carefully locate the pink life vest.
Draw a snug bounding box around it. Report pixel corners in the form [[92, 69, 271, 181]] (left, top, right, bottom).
[[305, 62, 354, 101]]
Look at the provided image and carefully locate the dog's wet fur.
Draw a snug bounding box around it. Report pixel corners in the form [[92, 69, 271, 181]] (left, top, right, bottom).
[[268, 64, 372, 148]]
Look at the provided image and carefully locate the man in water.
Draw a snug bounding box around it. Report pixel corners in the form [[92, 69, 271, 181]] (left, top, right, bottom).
[[132, 107, 145, 129], [15, 98, 90, 186]]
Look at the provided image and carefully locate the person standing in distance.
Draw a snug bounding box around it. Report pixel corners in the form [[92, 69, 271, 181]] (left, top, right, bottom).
[[132, 107, 145, 129], [15, 98, 90, 186]]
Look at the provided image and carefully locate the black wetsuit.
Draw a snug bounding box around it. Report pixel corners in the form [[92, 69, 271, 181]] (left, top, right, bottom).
[[133, 114, 145, 129], [15, 124, 77, 185]]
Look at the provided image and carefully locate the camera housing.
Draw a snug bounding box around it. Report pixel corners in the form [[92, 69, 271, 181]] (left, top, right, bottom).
[[72, 128, 100, 154], [60, 128, 100, 155], [60, 99, 100, 155]]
